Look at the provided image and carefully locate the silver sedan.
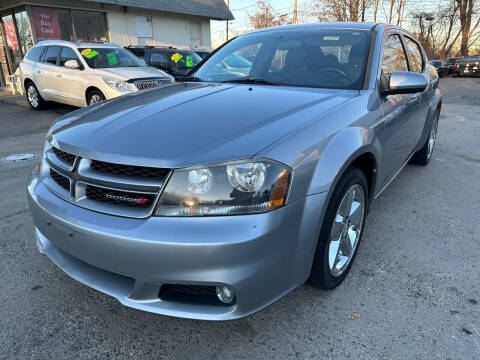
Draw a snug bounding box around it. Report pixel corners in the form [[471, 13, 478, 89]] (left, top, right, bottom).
[[27, 22, 441, 320]]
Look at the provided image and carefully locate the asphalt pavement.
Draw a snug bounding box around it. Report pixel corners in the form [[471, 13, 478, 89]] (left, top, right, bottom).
[[0, 78, 479, 359]]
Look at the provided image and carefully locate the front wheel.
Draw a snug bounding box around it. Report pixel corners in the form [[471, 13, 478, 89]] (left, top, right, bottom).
[[410, 111, 439, 166], [310, 167, 368, 290], [87, 89, 106, 106]]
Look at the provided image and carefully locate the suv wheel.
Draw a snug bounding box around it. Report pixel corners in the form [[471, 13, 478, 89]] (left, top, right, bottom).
[[87, 89, 106, 105], [25, 82, 47, 110], [310, 167, 368, 290]]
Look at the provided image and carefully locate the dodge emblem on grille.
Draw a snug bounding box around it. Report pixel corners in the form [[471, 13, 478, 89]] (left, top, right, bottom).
[[105, 193, 148, 205]]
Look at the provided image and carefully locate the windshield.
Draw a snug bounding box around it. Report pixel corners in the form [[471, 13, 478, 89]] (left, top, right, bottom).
[[79, 47, 146, 68], [191, 29, 371, 89]]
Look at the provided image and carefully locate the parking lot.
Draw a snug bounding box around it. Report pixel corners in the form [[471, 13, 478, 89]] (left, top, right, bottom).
[[0, 77, 479, 359]]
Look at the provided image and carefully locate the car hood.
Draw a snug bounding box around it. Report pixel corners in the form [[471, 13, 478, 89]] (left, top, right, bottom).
[[101, 66, 170, 80], [49, 83, 357, 168]]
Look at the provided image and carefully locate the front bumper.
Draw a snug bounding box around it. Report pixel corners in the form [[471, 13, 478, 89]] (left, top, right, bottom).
[[27, 174, 326, 320]]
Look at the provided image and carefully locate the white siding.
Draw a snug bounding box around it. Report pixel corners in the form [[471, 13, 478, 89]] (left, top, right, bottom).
[[106, 7, 211, 49]]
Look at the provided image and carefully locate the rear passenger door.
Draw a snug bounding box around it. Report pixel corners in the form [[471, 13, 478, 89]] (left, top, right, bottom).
[[35, 46, 60, 101], [403, 35, 434, 143]]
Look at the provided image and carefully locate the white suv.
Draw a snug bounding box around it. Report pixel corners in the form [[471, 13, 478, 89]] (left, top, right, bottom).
[[19, 40, 174, 109]]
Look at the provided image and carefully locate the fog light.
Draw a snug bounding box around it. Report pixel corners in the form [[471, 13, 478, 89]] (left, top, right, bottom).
[[216, 286, 235, 304]]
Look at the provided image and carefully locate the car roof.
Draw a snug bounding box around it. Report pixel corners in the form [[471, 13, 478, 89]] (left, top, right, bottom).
[[250, 22, 379, 34], [35, 40, 121, 48]]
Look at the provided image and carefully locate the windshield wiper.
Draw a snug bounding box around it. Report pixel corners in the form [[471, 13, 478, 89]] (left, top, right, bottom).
[[182, 76, 203, 82], [220, 78, 290, 86]]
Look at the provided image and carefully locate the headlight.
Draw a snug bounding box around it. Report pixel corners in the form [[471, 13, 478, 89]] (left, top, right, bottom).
[[155, 160, 291, 216], [102, 76, 136, 91]]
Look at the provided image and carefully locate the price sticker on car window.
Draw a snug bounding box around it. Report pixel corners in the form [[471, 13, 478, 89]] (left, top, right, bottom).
[[83, 50, 100, 59], [186, 55, 193, 68], [81, 48, 92, 56], [171, 53, 183, 63], [106, 52, 118, 65]]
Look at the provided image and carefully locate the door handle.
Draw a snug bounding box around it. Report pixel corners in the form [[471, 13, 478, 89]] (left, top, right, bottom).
[[408, 94, 421, 104], [36, 70, 41, 74], [57, 74, 62, 78]]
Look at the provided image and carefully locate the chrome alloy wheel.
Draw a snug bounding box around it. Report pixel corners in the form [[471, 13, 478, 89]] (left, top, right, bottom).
[[27, 85, 39, 108], [328, 184, 365, 277], [89, 94, 104, 105], [427, 114, 439, 159]]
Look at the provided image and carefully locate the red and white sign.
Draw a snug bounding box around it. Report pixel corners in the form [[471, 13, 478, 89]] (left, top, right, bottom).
[[4, 20, 18, 50], [32, 7, 61, 41]]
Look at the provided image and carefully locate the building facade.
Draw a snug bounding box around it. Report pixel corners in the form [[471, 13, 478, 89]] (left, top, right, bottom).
[[0, 0, 232, 90]]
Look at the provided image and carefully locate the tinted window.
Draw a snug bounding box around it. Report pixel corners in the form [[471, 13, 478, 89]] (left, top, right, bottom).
[[78, 47, 145, 68], [381, 34, 408, 82], [43, 46, 60, 65], [60, 47, 80, 66], [193, 29, 371, 90], [404, 37, 423, 72], [150, 52, 169, 64], [26, 46, 45, 62], [168, 51, 202, 70], [130, 49, 145, 59]]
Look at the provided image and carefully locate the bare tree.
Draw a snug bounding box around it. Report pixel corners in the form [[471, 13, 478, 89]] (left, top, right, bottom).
[[249, 1, 289, 29], [457, 0, 477, 55]]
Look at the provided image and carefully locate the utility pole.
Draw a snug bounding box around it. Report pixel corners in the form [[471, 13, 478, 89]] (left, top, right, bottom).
[[293, 0, 298, 24], [226, 0, 230, 41]]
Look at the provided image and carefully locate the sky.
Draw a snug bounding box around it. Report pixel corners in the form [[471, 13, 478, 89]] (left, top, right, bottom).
[[210, 0, 451, 48]]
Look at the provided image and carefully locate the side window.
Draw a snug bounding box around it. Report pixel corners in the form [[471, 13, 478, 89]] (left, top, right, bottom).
[[43, 46, 60, 65], [404, 37, 424, 73], [26, 46, 45, 62], [381, 34, 408, 83], [150, 52, 168, 64], [59, 47, 80, 67]]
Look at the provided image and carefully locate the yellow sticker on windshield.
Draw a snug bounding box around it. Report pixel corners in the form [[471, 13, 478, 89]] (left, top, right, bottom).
[[171, 53, 183, 63], [81, 48, 92, 56]]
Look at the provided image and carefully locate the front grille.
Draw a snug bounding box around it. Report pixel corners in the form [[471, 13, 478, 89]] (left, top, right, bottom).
[[133, 78, 172, 90], [53, 147, 75, 164], [50, 168, 70, 191], [85, 185, 155, 208], [90, 160, 169, 178]]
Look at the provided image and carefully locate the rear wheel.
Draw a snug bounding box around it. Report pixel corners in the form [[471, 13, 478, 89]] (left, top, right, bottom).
[[410, 111, 439, 166], [25, 81, 47, 110], [87, 89, 106, 106], [310, 167, 368, 290]]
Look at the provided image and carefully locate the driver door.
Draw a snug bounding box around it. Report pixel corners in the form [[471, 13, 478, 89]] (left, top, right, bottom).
[[378, 33, 424, 186]]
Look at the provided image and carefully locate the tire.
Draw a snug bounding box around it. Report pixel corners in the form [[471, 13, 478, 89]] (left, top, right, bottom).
[[310, 167, 368, 290], [87, 89, 106, 106], [25, 81, 47, 110], [410, 111, 439, 166]]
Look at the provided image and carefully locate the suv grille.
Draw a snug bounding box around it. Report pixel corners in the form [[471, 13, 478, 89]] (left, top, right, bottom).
[[132, 78, 172, 90], [44, 145, 170, 218], [91, 160, 168, 178], [53, 147, 75, 164], [50, 168, 70, 191]]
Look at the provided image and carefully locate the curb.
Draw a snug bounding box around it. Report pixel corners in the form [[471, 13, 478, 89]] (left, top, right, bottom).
[[0, 96, 28, 107]]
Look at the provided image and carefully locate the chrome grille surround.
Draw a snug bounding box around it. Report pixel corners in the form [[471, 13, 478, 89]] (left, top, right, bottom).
[[42, 144, 171, 219], [132, 78, 173, 91]]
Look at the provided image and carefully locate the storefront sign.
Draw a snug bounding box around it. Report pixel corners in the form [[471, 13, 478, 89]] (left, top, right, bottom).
[[4, 20, 18, 50], [32, 7, 61, 41]]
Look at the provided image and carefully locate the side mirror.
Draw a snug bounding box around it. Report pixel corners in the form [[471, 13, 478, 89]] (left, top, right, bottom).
[[64, 59, 80, 69], [382, 71, 427, 95]]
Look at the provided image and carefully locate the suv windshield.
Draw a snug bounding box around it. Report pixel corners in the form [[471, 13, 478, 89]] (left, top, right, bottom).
[[167, 50, 202, 70], [79, 47, 146, 68], [191, 29, 372, 89]]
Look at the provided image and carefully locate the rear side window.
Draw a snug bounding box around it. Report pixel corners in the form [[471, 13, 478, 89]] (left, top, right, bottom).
[[404, 37, 424, 73], [381, 34, 408, 82], [150, 52, 169, 64], [59, 47, 79, 66], [26, 46, 45, 62], [43, 46, 60, 65]]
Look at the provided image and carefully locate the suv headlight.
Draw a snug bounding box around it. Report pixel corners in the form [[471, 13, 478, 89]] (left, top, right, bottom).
[[155, 160, 291, 216], [102, 76, 136, 91]]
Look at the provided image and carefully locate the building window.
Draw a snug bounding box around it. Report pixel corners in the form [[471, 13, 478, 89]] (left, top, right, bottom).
[[14, 10, 33, 56], [136, 16, 153, 38], [31, 7, 72, 42], [2, 14, 21, 72], [189, 21, 202, 48], [72, 10, 108, 42]]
